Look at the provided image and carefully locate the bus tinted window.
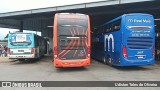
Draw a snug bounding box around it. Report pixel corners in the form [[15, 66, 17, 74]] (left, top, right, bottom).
[[112, 19, 121, 31]]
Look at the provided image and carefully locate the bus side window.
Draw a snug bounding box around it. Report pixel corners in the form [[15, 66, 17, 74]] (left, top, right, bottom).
[[102, 27, 105, 34], [100, 27, 103, 35], [111, 23, 114, 32], [35, 35, 38, 47], [113, 20, 121, 31], [97, 27, 103, 35], [37, 36, 39, 46], [97, 29, 100, 35], [96, 38, 99, 42], [106, 24, 112, 32], [106, 24, 110, 32], [103, 25, 107, 33]]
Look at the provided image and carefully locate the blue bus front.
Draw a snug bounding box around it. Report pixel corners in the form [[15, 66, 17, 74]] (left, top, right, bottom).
[[121, 14, 155, 66], [8, 33, 35, 59]]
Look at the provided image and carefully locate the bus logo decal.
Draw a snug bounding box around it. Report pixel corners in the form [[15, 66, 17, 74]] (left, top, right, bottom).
[[104, 34, 114, 52]]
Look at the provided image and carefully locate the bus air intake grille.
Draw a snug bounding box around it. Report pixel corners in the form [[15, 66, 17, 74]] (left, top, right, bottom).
[[127, 37, 152, 49]]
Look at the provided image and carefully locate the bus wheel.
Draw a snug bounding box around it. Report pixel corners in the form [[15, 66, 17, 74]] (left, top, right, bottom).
[[36, 54, 40, 60], [36, 56, 40, 61], [107, 57, 112, 66], [103, 57, 107, 65]]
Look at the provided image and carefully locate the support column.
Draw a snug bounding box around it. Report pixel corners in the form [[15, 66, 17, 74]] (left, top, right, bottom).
[[19, 20, 23, 32], [40, 19, 43, 36], [119, 0, 121, 4]]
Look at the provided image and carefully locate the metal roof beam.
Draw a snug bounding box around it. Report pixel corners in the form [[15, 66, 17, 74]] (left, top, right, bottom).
[[0, 0, 153, 18]]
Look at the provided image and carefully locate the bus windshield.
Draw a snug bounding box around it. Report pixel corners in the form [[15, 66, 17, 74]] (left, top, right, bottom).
[[9, 33, 32, 46]]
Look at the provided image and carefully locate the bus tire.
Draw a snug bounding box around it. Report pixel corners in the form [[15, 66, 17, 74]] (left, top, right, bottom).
[[103, 56, 107, 65], [36, 54, 40, 60], [107, 56, 112, 66], [37, 56, 40, 61]]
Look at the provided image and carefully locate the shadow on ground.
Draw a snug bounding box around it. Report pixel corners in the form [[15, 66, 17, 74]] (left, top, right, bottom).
[[91, 58, 154, 71], [56, 67, 88, 72], [112, 65, 154, 71], [10, 55, 53, 65]]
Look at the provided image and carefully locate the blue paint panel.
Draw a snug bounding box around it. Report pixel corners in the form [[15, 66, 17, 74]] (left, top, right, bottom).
[[104, 31, 122, 65]]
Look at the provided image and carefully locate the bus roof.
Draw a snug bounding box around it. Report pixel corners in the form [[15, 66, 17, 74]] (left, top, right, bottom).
[[101, 13, 152, 27], [9, 32, 34, 34], [57, 13, 87, 16]]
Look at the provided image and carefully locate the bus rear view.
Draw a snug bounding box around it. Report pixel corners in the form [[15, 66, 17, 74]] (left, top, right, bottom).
[[122, 14, 155, 66], [8, 32, 47, 61], [8, 33, 35, 59], [53, 13, 91, 68]]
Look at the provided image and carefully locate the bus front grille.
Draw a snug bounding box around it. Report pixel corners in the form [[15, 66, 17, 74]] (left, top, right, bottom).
[[127, 37, 153, 49]]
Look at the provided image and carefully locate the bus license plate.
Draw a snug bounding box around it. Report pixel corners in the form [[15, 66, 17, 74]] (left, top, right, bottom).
[[137, 56, 144, 59], [18, 50, 24, 52]]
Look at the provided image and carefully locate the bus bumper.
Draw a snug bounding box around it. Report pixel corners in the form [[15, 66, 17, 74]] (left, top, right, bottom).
[[53, 59, 90, 68], [119, 58, 155, 66], [8, 54, 35, 59]]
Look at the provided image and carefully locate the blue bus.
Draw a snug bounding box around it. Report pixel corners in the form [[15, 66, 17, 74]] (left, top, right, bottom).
[[92, 13, 155, 66], [8, 32, 47, 61]]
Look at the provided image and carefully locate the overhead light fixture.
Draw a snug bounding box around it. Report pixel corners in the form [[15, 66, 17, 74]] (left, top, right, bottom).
[[47, 26, 53, 27]]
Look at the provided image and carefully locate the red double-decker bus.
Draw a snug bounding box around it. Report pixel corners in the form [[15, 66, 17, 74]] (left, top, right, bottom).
[[53, 13, 91, 68]]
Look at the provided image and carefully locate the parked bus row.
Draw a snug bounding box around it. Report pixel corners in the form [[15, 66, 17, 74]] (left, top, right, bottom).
[[7, 13, 155, 68]]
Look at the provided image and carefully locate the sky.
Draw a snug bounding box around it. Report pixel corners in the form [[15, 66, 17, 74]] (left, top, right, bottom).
[[0, 0, 103, 40]]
